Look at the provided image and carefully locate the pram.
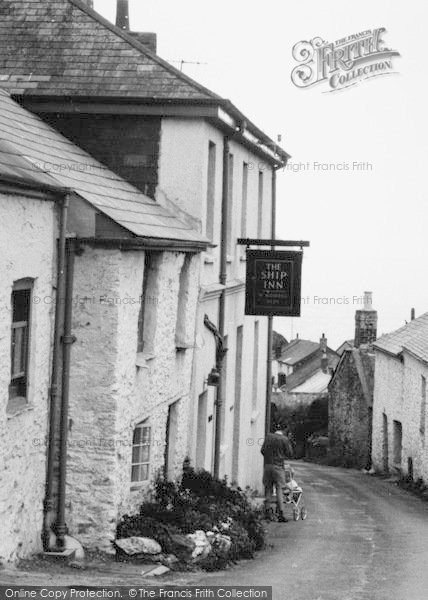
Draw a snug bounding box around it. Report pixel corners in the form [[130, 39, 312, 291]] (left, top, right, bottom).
[[272, 464, 307, 521], [282, 464, 307, 521]]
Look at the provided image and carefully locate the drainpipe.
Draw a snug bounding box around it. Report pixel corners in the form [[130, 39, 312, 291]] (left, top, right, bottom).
[[43, 194, 69, 551], [265, 168, 277, 437], [213, 135, 230, 478], [55, 238, 77, 550]]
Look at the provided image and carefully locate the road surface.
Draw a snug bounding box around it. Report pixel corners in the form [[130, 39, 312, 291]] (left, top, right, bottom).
[[196, 461, 428, 600]]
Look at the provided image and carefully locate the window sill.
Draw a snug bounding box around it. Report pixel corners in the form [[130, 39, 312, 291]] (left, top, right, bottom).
[[226, 255, 233, 264], [239, 254, 246, 262], [136, 352, 156, 368], [130, 480, 151, 492], [204, 255, 215, 264], [7, 398, 33, 419]]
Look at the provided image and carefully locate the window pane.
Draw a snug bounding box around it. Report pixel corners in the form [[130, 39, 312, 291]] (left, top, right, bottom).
[[13, 289, 31, 322], [142, 426, 151, 444], [141, 445, 150, 463], [141, 464, 149, 480], [133, 426, 142, 445], [131, 465, 140, 482], [11, 324, 27, 379], [132, 445, 141, 464]]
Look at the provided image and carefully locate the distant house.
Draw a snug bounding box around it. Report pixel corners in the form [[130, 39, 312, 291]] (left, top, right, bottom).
[[274, 335, 338, 390], [328, 293, 377, 468], [371, 312, 428, 483], [272, 335, 339, 408]]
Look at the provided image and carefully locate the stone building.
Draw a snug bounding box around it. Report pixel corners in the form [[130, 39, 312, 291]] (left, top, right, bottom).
[[371, 312, 428, 482], [273, 335, 338, 392], [0, 89, 208, 559], [328, 293, 377, 468], [0, 0, 289, 491], [0, 123, 61, 563]]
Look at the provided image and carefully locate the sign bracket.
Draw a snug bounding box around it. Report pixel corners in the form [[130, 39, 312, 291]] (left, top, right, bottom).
[[237, 238, 310, 249]]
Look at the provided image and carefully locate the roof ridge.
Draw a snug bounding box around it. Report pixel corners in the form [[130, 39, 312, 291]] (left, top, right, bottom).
[[376, 311, 428, 343], [69, 0, 221, 102]]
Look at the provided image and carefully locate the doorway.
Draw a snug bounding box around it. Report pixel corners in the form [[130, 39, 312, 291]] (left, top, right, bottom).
[[393, 420, 403, 470], [196, 391, 208, 469], [382, 413, 389, 473], [164, 400, 179, 481]]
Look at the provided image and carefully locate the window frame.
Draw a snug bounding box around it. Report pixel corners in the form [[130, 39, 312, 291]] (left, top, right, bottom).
[[131, 420, 152, 484], [8, 278, 34, 413]]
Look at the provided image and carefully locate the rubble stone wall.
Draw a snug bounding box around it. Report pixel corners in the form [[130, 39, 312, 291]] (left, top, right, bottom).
[[328, 351, 373, 468], [372, 350, 428, 481], [0, 194, 57, 563], [67, 246, 199, 549]]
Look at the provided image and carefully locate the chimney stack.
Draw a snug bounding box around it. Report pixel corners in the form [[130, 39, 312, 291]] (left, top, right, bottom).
[[116, 0, 130, 30], [354, 291, 377, 348], [320, 334, 328, 372]]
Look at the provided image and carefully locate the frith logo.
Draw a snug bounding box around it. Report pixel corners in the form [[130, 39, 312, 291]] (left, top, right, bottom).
[[291, 28, 400, 92]]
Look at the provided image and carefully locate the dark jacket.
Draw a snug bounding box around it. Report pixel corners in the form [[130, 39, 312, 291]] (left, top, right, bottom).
[[261, 432, 293, 466]]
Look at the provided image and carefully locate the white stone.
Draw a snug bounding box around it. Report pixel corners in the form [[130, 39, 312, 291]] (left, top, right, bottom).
[[115, 537, 162, 556]]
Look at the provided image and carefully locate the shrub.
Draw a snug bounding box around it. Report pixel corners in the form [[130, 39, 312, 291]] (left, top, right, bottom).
[[116, 460, 266, 570]]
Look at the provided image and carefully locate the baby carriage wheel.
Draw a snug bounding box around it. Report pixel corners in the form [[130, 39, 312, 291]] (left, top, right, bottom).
[[293, 508, 300, 521], [300, 507, 307, 520]]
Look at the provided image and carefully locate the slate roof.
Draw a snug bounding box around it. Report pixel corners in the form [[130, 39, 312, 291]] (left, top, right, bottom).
[[291, 370, 331, 394], [0, 89, 208, 245], [373, 312, 428, 363], [0, 0, 290, 165], [0, 0, 219, 100], [278, 339, 320, 366]]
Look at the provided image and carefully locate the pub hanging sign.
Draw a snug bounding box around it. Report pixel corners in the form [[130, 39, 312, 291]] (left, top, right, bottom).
[[245, 249, 303, 316]]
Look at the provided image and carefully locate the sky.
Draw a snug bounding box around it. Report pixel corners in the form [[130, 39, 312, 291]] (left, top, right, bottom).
[[95, 0, 428, 348]]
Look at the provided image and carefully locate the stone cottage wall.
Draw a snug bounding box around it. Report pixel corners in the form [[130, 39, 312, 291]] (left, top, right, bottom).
[[0, 193, 56, 563], [372, 350, 428, 481], [371, 351, 403, 474], [328, 350, 374, 468], [67, 246, 199, 549]]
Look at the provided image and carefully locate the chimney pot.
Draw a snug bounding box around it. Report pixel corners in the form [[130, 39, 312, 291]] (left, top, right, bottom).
[[411, 308, 415, 321], [363, 291, 373, 311]]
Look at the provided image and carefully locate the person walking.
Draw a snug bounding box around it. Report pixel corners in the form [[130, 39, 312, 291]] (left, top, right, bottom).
[[261, 425, 293, 522]]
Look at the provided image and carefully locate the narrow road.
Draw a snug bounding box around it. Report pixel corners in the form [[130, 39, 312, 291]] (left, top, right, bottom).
[[196, 461, 428, 600]]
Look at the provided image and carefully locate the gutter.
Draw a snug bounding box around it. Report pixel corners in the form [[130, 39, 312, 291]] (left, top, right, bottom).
[[42, 194, 70, 551], [77, 236, 213, 253], [55, 238, 77, 550], [42, 199, 78, 553]]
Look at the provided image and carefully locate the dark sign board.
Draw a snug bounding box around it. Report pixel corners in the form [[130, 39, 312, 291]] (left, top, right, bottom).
[[245, 250, 302, 316]]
